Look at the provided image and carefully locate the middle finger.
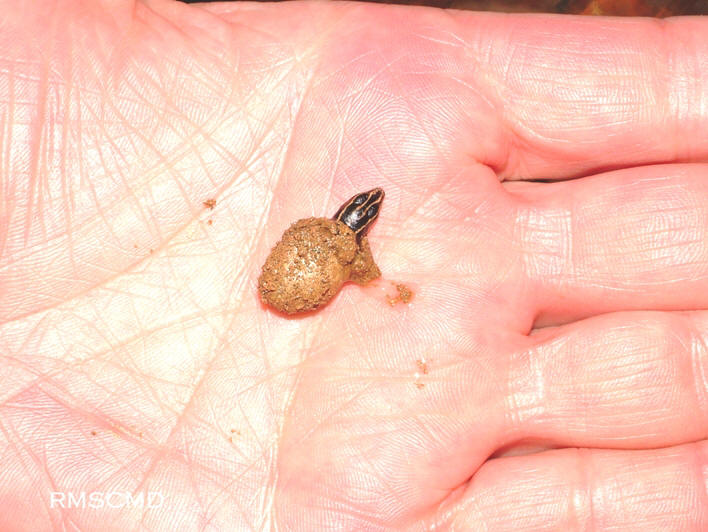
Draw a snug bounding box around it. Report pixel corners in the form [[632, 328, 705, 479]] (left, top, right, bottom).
[[506, 163, 708, 327]]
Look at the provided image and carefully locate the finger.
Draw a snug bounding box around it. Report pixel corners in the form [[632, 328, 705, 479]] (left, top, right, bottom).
[[505, 310, 708, 449], [434, 443, 708, 531], [507, 163, 708, 326], [460, 14, 708, 180]]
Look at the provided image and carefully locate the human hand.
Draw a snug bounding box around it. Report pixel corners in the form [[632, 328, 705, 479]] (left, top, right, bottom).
[[1, 1, 706, 530]]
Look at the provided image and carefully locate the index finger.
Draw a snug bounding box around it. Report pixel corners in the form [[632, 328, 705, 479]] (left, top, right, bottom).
[[461, 14, 708, 180]]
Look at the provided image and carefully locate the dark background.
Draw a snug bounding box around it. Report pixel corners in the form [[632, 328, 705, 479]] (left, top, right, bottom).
[[180, 0, 708, 16]]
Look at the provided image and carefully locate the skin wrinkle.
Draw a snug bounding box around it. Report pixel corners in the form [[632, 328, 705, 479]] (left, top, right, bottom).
[[506, 339, 550, 432], [664, 20, 688, 162], [697, 442, 708, 521], [515, 204, 573, 282], [689, 320, 708, 431], [24, 8, 52, 248], [574, 447, 596, 531]]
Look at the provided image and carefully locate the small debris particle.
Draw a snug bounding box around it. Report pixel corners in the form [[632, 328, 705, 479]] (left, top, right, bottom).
[[91, 430, 97, 436], [207, 219, 213, 226], [416, 358, 428, 375], [203, 199, 217, 210], [396, 284, 412, 303], [149, 248, 154, 254], [413, 357, 429, 389], [133, 244, 138, 249], [387, 283, 414, 306]]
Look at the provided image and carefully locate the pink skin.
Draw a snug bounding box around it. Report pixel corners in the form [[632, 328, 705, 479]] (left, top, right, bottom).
[[1, 1, 707, 530]]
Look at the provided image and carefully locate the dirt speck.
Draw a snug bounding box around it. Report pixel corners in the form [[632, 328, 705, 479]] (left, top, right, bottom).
[[416, 358, 428, 374], [414, 357, 429, 389], [91, 430, 97, 436], [387, 283, 414, 306], [207, 219, 213, 226], [203, 199, 216, 209]]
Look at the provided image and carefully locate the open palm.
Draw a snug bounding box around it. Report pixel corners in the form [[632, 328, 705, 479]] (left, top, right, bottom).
[[1, 1, 707, 530]]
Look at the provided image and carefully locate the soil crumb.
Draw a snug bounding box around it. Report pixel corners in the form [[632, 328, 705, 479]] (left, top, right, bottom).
[[258, 217, 381, 314], [414, 357, 428, 389], [387, 283, 413, 306], [416, 358, 428, 374]]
